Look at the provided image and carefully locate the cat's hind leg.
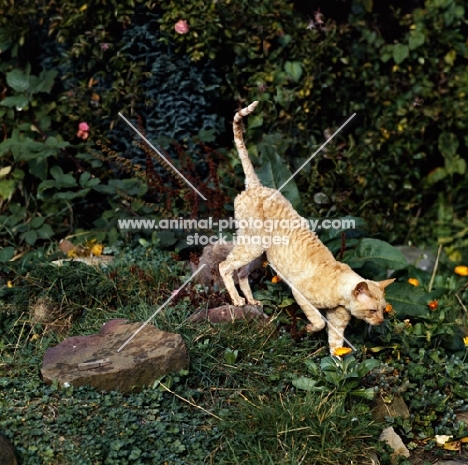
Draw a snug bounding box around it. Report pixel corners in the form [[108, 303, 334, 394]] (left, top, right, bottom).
[[291, 288, 326, 333], [219, 244, 264, 306], [325, 306, 351, 353]]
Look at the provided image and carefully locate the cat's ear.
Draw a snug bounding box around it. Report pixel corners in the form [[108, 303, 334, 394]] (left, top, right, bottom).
[[378, 278, 395, 290], [353, 282, 370, 297]]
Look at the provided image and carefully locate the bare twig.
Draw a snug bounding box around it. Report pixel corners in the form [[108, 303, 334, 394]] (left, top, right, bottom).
[[159, 382, 223, 421], [428, 244, 442, 292]]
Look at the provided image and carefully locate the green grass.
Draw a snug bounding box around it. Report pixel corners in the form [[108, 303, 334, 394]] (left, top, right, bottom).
[[2, 242, 468, 464]]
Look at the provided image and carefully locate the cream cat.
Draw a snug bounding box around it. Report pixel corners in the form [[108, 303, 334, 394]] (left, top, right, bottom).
[[219, 101, 394, 353]]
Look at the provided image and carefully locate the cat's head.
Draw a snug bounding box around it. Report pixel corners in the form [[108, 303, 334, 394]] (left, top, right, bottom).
[[349, 279, 394, 325]]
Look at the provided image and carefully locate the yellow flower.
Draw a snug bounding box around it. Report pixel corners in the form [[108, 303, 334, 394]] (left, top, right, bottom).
[[454, 265, 468, 277], [408, 278, 419, 286], [427, 300, 438, 310], [271, 275, 281, 283], [7, 280, 13, 288], [463, 336, 468, 347], [384, 304, 393, 313], [67, 249, 78, 258], [332, 347, 352, 357], [90, 243, 103, 256]]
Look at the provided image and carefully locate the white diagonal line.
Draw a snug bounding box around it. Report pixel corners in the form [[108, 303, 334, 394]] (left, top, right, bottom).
[[268, 264, 357, 351], [116, 264, 206, 352], [268, 113, 356, 200], [118, 112, 208, 201]]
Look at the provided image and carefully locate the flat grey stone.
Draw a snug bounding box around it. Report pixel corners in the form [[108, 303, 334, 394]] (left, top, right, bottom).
[[434, 461, 468, 465], [190, 242, 264, 289], [373, 394, 410, 421], [41, 319, 188, 392], [395, 245, 437, 272], [0, 435, 17, 465]]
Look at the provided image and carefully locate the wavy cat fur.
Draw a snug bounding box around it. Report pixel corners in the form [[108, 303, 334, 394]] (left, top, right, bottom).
[[219, 101, 394, 353]]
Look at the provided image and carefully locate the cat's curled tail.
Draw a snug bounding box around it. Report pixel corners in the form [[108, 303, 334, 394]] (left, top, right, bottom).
[[233, 101, 261, 190]]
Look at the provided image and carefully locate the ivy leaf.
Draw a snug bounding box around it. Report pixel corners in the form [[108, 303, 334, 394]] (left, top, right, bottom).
[[6, 69, 29, 92], [393, 44, 409, 64]]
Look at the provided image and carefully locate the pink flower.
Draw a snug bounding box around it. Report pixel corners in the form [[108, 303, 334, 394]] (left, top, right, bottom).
[[100, 43, 109, 51], [77, 122, 90, 140], [174, 20, 189, 34]]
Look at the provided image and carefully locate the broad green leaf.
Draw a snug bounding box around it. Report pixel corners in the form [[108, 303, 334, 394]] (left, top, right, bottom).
[[356, 358, 380, 377], [21, 230, 38, 245], [0, 246, 15, 263], [278, 298, 295, 308], [438, 132, 459, 157], [248, 114, 263, 129], [292, 377, 324, 391], [344, 238, 408, 270], [37, 224, 54, 239], [408, 30, 425, 50], [284, 61, 303, 82], [393, 44, 409, 64], [28, 69, 58, 94], [6, 69, 29, 92], [426, 167, 447, 185], [79, 172, 100, 188], [29, 216, 45, 229], [255, 142, 301, 208], [0, 179, 15, 199], [0, 94, 29, 110], [304, 360, 321, 377], [28, 158, 48, 181], [350, 388, 375, 400], [197, 129, 217, 142], [320, 356, 340, 371], [444, 153, 466, 175], [385, 282, 431, 319], [444, 50, 456, 66]]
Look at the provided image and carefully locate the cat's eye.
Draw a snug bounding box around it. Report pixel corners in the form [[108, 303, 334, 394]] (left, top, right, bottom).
[[369, 309, 377, 314]]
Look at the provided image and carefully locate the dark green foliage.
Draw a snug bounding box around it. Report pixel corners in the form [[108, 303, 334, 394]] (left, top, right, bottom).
[[159, 0, 468, 243]]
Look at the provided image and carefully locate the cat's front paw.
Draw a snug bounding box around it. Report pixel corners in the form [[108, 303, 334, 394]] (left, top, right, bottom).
[[232, 296, 246, 306], [305, 323, 324, 333], [247, 299, 263, 306]]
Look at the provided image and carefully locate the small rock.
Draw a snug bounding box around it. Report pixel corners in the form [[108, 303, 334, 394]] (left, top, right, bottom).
[[395, 245, 437, 272], [434, 461, 468, 465], [41, 319, 188, 392], [190, 242, 264, 289], [372, 394, 410, 421], [366, 451, 380, 465], [0, 435, 17, 465], [188, 304, 269, 324], [379, 427, 410, 459]]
